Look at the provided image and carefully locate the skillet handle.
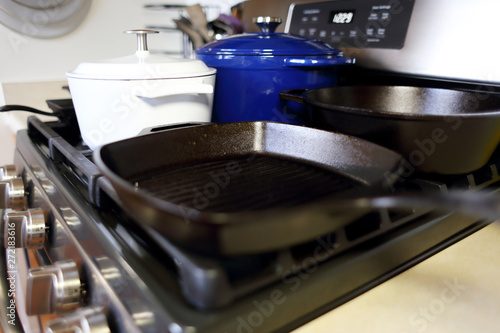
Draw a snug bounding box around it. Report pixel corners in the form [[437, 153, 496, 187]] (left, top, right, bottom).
[[279, 89, 308, 104]]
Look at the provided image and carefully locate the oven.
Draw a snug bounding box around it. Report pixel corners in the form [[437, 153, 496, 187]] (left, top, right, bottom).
[[1, 1, 500, 332]]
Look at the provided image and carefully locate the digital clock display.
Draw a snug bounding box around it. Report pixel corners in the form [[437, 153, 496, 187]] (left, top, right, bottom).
[[329, 10, 355, 24]]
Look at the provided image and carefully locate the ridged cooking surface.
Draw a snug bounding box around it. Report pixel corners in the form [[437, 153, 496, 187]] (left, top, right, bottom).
[[133, 155, 355, 213]]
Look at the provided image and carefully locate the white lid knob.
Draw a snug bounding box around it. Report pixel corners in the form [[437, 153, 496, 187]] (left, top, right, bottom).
[[124, 29, 159, 52]]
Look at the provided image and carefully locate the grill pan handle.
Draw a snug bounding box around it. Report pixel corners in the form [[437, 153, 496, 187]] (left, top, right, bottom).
[[338, 188, 500, 223], [279, 88, 308, 104]]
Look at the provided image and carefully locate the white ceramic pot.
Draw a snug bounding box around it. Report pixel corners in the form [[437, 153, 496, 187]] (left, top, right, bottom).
[[66, 30, 216, 149]]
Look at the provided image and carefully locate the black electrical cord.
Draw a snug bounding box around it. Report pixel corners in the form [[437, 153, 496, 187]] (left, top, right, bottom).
[[0, 105, 57, 117]]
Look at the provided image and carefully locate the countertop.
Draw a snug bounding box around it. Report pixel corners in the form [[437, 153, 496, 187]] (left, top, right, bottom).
[[293, 223, 500, 333]]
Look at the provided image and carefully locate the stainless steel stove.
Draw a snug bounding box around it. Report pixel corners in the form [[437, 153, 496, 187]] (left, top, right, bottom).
[[2, 1, 500, 332], [1, 96, 498, 333]]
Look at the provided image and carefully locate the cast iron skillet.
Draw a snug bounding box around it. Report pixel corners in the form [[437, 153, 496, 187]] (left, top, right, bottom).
[[94, 121, 405, 255], [280, 86, 500, 175]]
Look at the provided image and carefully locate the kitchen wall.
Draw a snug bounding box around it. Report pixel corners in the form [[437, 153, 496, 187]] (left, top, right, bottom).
[[0, 0, 238, 165]]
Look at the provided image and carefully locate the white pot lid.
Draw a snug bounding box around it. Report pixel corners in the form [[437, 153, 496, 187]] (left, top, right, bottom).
[[67, 30, 216, 80]]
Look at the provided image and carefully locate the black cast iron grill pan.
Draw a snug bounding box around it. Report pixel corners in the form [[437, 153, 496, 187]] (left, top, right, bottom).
[[94, 121, 405, 255], [280, 85, 500, 175]]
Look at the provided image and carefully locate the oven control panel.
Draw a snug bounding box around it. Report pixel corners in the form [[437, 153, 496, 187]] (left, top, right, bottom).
[[286, 0, 414, 49]]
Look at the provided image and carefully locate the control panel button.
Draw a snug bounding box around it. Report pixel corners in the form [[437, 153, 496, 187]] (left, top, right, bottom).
[[0, 178, 26, 210], [287, 0, 415, 49], [45, 306, 110, 333], [27, 260, 82, 315], [0, 165, 17, 181], [368, 12, 378, 20], [381, 11, 391, 21], [3, 208, 46, 249]]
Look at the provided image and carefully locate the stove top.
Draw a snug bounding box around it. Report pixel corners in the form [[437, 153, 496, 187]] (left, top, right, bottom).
[[3, 92, 499, 332]]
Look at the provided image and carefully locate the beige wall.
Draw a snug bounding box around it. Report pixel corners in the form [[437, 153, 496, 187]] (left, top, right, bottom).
[[0, 0, 248, 164], [0, 1, 187, 84], [0, 87, 14, 165], [0, 81, 70, 164], [0, 117, 16, 165], [0, 0, 185, 164]]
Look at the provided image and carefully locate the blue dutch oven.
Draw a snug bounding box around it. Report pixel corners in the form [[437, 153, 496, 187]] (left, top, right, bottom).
[[195, 16, 354, 125]]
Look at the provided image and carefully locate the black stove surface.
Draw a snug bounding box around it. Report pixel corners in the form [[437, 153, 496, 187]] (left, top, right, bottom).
[[16, 81, 500, 332]]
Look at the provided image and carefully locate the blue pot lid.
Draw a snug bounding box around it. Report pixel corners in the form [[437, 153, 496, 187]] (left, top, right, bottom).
[[196, 17, 342, 57]]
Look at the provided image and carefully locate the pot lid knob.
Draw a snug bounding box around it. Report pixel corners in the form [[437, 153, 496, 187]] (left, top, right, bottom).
[[252, 16, 282, 34], [124, 29, 159, 52]]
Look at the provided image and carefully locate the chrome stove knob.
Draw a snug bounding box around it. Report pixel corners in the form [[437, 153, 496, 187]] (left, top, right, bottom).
[[0, 178, 26, 210], [0, 165, 17, 181], [45, 306, 111, 333], [27, 260, 82, 315], [3, 208, 46, 249]]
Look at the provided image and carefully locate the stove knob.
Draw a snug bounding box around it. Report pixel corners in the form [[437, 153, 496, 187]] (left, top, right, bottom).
[[0, 165, 17, 181], [3, 208, 46, 249], [0, 178, 25, 210], [27, 260, 82, 315], [45, 306, 111, 333]]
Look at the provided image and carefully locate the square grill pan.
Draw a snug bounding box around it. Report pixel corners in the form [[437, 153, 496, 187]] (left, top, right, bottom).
[[94, 122, 404, 255]]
